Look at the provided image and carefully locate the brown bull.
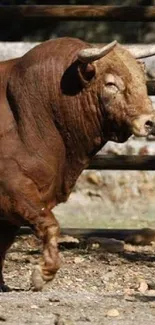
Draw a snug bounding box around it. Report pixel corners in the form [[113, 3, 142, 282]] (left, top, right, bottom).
[[0, 37, 155, 291]]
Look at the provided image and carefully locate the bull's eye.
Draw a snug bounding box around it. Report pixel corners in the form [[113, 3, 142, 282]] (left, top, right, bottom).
[[104, 73, 120, 94]]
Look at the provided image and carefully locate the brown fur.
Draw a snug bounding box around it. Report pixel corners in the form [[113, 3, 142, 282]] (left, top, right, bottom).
[[0, 37, 154, 290]]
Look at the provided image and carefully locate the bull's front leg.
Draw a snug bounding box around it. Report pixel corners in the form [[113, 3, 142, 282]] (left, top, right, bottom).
[[12, 178, 61, 291], [31, 208, 61, 290]]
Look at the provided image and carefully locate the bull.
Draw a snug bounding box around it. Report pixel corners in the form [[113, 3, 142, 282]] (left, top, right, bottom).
[[0, 37, 155, 291]]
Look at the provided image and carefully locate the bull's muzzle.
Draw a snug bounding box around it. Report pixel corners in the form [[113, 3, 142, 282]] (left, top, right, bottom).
[[131, 114, 155, 137]]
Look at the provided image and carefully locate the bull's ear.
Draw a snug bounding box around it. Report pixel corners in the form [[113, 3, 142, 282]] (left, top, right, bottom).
[[78, 62, 96, 86]]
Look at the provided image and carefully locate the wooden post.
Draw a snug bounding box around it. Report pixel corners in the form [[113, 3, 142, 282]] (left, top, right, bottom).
[[0, 6, 155, 22], [147, 80, 155, 96]]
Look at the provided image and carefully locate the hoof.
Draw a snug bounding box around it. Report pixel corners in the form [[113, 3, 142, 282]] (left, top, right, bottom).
[[42, 271, 56, 282], [0, 283, 11, 292], [31, 265, 44, 291]]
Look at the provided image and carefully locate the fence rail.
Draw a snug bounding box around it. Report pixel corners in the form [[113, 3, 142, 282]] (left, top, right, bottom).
[[88, 155, 155, 170], [18, 227, 155, 245], [0, 5, 155, 22], [147, 80, 155, 96]]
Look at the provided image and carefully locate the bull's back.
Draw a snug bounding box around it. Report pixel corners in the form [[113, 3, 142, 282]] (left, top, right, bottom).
[[6, 37, 88, 158], [0, 58, 21, 152]]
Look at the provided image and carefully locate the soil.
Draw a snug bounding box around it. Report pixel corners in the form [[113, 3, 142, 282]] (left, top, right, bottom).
[[1, 234, 155, 325]]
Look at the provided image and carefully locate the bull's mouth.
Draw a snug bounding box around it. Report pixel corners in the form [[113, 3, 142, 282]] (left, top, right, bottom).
[[131, 114, 155, 137], [104, 113, 155, 143]]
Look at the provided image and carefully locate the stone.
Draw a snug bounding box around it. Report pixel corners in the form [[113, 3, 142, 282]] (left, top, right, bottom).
[[138, 280, 148, 294], [106, 308, 120, 317]]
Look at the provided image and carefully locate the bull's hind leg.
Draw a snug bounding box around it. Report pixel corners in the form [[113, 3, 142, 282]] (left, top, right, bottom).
[[0, 220, 19, 291]]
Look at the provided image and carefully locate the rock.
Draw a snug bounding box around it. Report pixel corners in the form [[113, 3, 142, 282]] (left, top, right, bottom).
[[106, 308, 120, 317], [125, 228, 155, 246], [49, 297, 60, 303], [149, 301, 155, 308], [139, 146, 149, 155], [58, 235, 79, 244], [54, 313, 74, 325], [0, 315, 7, 322], [148, 282, 155, 290], [138, 280, 148, 294], [124, 295, 136, 302], [77, 316, 91, 322], [91, 243, 100, 249], [30, 305, 39, 309], [124, 244, 136, 252], [86, 189, 102, 198], [31, 265, 44, 291], [87, 172, 101, 185], [146, 289, 155, 296], [124, 288, 136, 296], [74, 256, 84, 264], [88, 237, 124, 253], [9, 253, 19, 262]]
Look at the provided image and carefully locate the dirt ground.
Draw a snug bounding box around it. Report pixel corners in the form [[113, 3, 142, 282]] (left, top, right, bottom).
[[0, 234, 155, 325]]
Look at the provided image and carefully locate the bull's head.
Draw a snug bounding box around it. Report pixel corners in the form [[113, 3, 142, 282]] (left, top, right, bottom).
[[77, 41, 155, 143]]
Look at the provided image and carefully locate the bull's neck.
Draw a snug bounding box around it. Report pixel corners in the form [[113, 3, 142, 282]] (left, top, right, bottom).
[[75, 90, 106, 159], [54, 88, 106, 191]]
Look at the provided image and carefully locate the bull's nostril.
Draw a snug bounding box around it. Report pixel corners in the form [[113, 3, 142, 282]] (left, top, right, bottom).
[[145, 120, 154, 128], [145, 120, 155, 136]]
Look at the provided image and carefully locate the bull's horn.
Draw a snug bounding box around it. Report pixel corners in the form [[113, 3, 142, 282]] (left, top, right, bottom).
[[78, 40, 117, 63], [126, 44, 155, 59]]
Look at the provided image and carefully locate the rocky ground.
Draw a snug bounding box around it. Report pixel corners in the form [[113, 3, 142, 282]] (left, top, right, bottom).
[[1, 235, 155, 325]]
